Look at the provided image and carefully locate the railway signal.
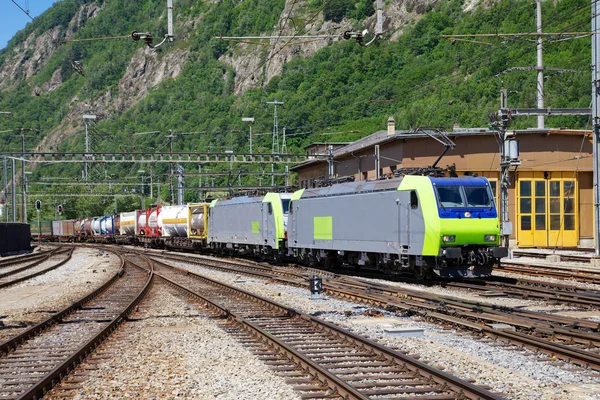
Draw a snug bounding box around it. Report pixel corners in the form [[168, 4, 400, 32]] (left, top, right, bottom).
[[57, 204, 62, 215]]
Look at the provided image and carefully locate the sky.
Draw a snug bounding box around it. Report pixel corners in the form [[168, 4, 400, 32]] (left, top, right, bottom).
[[1, 0, 57, 50]]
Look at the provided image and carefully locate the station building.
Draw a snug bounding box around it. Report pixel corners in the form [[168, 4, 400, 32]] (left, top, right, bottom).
[[291, 118, 593, 249]]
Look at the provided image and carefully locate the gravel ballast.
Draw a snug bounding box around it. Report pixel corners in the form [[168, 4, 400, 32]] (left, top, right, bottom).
[[166, 257, 600, 400], [66, 283, 301, 400], [0, 247, 119, 340]]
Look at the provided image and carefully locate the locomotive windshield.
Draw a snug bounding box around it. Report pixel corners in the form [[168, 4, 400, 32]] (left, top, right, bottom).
[[435, 186, 465, 208], [464, 186, 493, 208], [435, 184, 493, 209]]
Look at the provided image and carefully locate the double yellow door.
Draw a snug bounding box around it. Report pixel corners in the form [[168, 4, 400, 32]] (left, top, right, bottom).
[[516, 172, 578, 247]]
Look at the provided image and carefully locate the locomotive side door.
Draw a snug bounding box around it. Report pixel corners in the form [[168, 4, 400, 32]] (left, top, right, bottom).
[[398, 191, 413, 249], [406, 190, 423, 251], [262, 201, 274, 245]]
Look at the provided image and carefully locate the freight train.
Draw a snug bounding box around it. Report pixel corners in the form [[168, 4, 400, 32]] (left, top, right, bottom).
[[29, 175, 507, 278]]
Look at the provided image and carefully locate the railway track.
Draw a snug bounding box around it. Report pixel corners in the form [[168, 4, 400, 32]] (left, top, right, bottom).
[[510, 249, 596, 264], [0, 249, 55, 269], [0, 247, 74, 289], [145, 255, 503, 400], [142, 250, 600, 374], [495, 260, 600, 284], [0, 252, 152, 399], [443, 277, 600, 309]]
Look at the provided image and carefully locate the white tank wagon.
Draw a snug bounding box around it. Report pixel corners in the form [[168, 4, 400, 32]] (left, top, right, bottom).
[[137, 211, 148, 235], [91, 217, 102, 235], [159, 205, 189, 237], [119, 211, 138, 236], [74, 219, 85, 235], [100, 215, 114, 235]]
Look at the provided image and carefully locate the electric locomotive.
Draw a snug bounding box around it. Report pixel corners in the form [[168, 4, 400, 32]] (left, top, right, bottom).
[[287, 175, 507, 278]]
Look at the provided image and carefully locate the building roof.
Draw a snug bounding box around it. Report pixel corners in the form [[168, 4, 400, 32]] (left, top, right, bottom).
[[290, 127, 591, 171], [302, 142, 351, 150]]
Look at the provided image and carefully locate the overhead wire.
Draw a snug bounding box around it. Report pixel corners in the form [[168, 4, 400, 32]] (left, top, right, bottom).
[[8, 0, 57, 47], [395, 0, 593, 118]]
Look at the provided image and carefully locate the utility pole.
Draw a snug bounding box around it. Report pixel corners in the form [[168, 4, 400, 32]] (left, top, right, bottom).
[[138, 169, 145, 210], [83, 114, 96, 183], [11, 158, 16, 222], [328, 145, 335, 179], [374, 145, 380, 180], [2, 157, 7, 222], [493, 88, 520, 249], [592, 0, 600, 255], [23, 171, 31, 223], [167, 132, 176, 205], [536, 0, 544, 129], [282, 127, 288, 186], [19, 132, 25, 222], [242, 117, 254, 154], [177, 165, 184, 205], [267, 100, 284, 186]]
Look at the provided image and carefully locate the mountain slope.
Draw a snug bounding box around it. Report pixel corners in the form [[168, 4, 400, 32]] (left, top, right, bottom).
[[0, 0, 592, 219]]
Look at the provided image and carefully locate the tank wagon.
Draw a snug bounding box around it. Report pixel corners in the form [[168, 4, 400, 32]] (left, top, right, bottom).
[[287, 175, 507, 278], [29, 175, 507, 278]]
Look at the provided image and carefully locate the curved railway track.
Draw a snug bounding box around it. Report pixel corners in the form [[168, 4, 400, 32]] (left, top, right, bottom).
[[140, 254, 503, 400], [0, 252, 152, 399]]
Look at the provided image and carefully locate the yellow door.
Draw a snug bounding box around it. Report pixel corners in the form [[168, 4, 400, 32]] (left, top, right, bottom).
[[547, 174, 578, 247], [516, 172, 578, 248]]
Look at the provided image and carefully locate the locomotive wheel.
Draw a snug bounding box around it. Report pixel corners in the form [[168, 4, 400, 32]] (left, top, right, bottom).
[[413, 264, 429, 280]]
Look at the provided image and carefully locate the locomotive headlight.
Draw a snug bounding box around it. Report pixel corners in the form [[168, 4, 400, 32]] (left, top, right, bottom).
[[484, 234, 497, 242], [442, 235, 455, 243]]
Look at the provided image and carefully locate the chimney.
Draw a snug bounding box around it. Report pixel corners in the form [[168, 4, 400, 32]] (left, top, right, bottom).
[[387, 116, 395, 135]]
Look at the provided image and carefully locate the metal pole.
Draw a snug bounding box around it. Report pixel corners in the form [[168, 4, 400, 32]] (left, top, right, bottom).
[[11, 158, 16, 222], [249, 123, 253, 154], [23, 173, 27, 223], [37, 209, 40, 247], [85, 120, 89, 183], [375, 145, 380, 179], [592, 0, 600, 254], [536, 0, 544, 129], [267, 101, 283, 186], [141, 175, 145, 210], [3, 156, 7, 222], [21, 134, 25, 223], [169, 135, 174, 204], [328, 145, 335, 179]]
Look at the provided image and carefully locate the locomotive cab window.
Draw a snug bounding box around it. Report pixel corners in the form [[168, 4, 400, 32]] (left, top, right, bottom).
[[268, 203, 273, 214], [281, 199, 291, 214], [464, 186, 493, 208], [435, 185, 465, 208], [410, 191, 419, 209]]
